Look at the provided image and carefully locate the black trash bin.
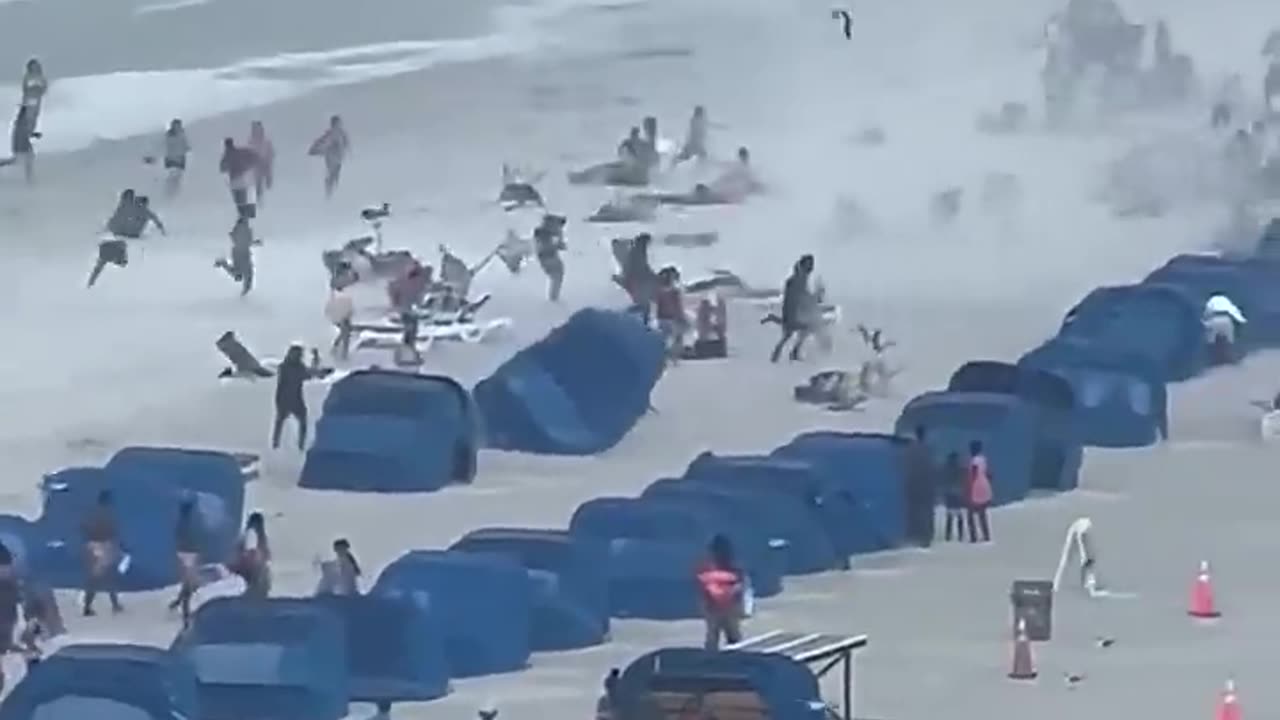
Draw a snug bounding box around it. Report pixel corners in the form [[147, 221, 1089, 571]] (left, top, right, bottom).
[[1010, 579, 1054, 641]]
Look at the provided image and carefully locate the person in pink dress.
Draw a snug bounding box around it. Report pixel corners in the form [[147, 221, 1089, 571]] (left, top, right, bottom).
[[966, 440, 993, 543]]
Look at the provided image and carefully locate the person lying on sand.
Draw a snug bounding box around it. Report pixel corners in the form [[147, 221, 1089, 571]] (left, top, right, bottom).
[[567, 127, 651, 187], [588, 193, 659, 223]]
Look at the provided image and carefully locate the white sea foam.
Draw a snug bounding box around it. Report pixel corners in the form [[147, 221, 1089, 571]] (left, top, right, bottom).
[[0, 0, 646, 154], [133, 0, 213, 16]]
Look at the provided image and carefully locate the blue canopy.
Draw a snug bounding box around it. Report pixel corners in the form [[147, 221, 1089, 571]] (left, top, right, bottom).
[[644, 478, 841, 575], [568, 497, 708, 620], [682, 453, 868, 557], [312, 594, 450, 703], [473, 309, 666, 455], [894, 391, 1038, 505], [0, 644, 198, 720], [642, 482, 791, 579], [1020, 338, 1168, 448], [449, 528, 610, 652], [613, 648, 826, 720], [175, 597, 348, 720], [772, 432, 909, 549], [1059, 283, 1205, 381], [372, 550, 532, 677], [301, 371, 477, 492], [945, 361, 1082, 492]]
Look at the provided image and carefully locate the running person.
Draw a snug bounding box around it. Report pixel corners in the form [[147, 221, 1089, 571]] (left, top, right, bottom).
[[87, 191, 166, 288], [309, 115, 351, 198]]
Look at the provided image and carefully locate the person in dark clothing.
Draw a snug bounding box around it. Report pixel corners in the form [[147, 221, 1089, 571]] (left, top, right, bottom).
[[88, 190, 166, 288], [770, 254, 816, 363], [697, 534, 744, 650], [81, 490, 123, 616], [9, 104, 38, 184], [214, 216, 258, 296], [0, 544, 19, 653], [272, 345, 312, 450], [168, 499, 202, 625], [533, 214, 567, 301], [903, 425, 936, 547], [327, 538, 362, 596], [622, 233, 657, 323], [940, 451, 967, 541]]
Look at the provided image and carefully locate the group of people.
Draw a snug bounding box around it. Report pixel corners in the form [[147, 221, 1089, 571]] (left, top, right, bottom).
[[903, 427, 995, 546]]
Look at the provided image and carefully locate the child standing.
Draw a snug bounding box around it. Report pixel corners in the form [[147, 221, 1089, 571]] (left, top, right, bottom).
[[940, 451, 966, 541]]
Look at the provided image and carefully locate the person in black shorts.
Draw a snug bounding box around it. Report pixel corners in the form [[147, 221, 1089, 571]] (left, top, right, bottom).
[[88, 190, 166, 287]]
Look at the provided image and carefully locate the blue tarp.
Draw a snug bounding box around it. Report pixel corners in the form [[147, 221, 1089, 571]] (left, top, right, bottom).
[[644, 478, 841, 575], [372, 550, 532, 677], [473, 309, 666, 455], [312, 595, 450, 703], [449, 528, 610, 652], [105, 447, 245, 565], [641, 482, 791, 579], [174, 597, 348, 720], [946, 361, 1083, 492], [681, 453, 869, 557], [613, 648, 826, 720], [1021, 338, 1169, 448], [0, 644, 198, 720], [35, 468, 188, 591], [772, 432, 909, 549], [567, 497, 708, 620], [894, 392, 1037, 506], [301, 371, 477, 492], [1059, 283, 1205, 381]]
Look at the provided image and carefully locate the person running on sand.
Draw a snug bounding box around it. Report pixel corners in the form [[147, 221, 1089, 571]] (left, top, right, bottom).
[[88, 191, 166, 287], [214, 216, 258, 296], [219, 138, 257, 216], [533, 214, 567, 302], [231, 512, 271, 599], [81, 490, 124, 616], [246, 121, 275, 205], [168, 498, 202, 625], [317, 538, 362, 596], [310, 115, 351, 198], [272, 345, 313, 451], [770, 255, 817, 363], [621, 233, 658, 323], [325, 282, 355, 361], [20, 59, 47, 131], [9, 105, 38, 184], [150, 119, 190, 197], [966, 440, 993, 543]]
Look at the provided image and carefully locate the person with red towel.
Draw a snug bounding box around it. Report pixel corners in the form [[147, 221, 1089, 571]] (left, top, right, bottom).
[[966, 440, 993, 543]]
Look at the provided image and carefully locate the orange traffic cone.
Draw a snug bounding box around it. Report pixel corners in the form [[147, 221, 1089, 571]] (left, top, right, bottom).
[[1008, 617, 1037, 680], [1216, 679, 1241, 720], [1189, 560, 1221, 619]]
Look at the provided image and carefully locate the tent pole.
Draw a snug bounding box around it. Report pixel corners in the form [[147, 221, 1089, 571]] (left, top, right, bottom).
[[843, 650, 852, 720]]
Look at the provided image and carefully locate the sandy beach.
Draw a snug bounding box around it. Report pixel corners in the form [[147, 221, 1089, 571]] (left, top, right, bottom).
[[1, 0, 1279, 716]]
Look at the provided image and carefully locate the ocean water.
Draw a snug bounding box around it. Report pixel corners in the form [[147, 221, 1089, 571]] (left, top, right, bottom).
[[0, 0, 644, 153]]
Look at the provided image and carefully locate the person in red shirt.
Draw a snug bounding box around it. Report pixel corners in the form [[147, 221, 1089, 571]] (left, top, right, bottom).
[[654, 267, 688, 362], [966, 440, 993, 543], [696, 535, 744, 650]]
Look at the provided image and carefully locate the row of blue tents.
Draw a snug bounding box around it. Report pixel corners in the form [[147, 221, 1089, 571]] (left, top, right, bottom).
[[297, 309, 667, 494]]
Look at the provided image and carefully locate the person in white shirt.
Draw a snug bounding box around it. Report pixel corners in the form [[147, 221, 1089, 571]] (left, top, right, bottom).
[[1203, 293, 1246, 357]]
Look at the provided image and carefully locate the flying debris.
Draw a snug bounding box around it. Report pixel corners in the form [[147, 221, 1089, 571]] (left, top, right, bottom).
[[831, 8, 853, 40]]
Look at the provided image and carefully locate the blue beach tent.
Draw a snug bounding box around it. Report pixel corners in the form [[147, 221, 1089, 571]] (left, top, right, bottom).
[[0, 644, 198, 720], [1059, 283, 1205, 381], [301, 371, 478, 492], [372, 550, 532, 677], [450, 528, 610, 652], [312, 594, 450, 703], [174, 597, 348, 720]]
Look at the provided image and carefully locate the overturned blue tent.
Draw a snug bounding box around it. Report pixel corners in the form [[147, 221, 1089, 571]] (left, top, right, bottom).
[[682, 454, 869, 557], [1021, 338, 1169, 448], [611, 648, 825, 720], [1146, 254, 1280, 346], [301, 371, 478, 492], [0, 644, 198, 720], [946, 361, 1082, 492], [473, 309, 666, 455], [450, 528, 609, 651], [312, 594, 450, 703], [772, 432, 909, 551], [568, 497, 708, 620], [894, 392, 1038, 506], [645, 478, 841, 575], [372, 550, 531, 677], [35, 467, 187, 591], [106, 447, 245, 564], [175, 597, 348, 720], [1059, 283, 1204, 381]]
